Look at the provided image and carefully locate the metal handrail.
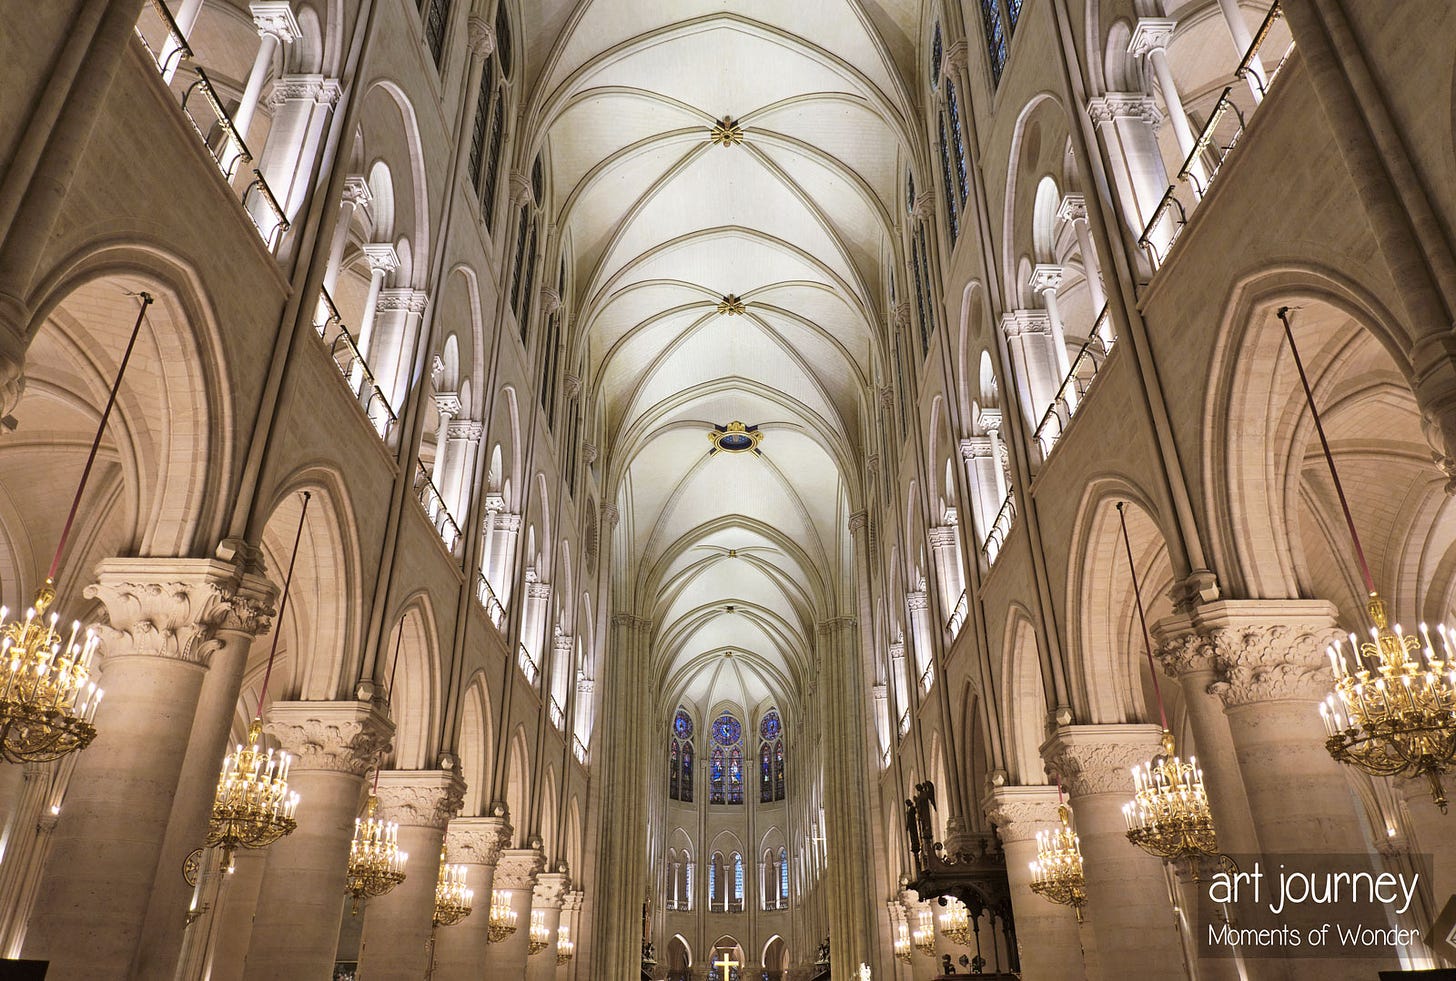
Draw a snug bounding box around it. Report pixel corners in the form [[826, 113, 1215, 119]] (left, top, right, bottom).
[[242, 169, 291, 248], [414, 461, 463, 554], [548, 697, 565, 730], [919, 663, 935, 693], [1177, 86, 1242, 190], [312, 289, 398, 440], [1033, 325, 1114, 457], [573, 735, 589, 765], [1236, 0, 1284, 94], [945, 589, 969, 636], [981, 491, 1017, 565], [1136, 184, 1188, 267], [134, 0, 193, 74], [475, 571, 507, 628], [517, 643, 540, 686]]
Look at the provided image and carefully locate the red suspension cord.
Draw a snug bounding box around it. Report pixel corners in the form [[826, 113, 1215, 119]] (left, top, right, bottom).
[[255, 491, 311, 715], [1118, 501, 1169, 732]]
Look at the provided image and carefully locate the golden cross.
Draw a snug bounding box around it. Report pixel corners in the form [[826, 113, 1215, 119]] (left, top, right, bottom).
[[715, 951, 739, 976]]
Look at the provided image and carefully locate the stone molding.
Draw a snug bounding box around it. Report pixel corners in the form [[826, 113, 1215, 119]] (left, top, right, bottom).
[[433, 392, 462, 418], [977, 406, 1003, 435], [374, 769, 466, 828], [561, 889, 584, 913], [377, 288, 428, 314], [494, 511, 522, 532], [1000, 309, 1052, 337], [533, 871, 571, 909], [447, 419, 483, 440], [264, 699, 394, 775], [872, 683, 887, 701], [1166, 599, 1343, 706], [848, 510, 868, 533], [891, 302, 910, 330], [940, 38, 969, 80], [928, 524, 958, 548], [878, 385, 894, 409], [576, 678, 595, 695], [982, 785, 1064, 845], [582, 441, 598, 464], [268, 73, 340, 108], [84, 557, 276, 667], [611, 612, 651, 631], [495, 848, 546, 889], [447, 815, 512, 866], [553, 633, 574, 656], [817, 616, 857, 636], [602, 503, 620, 528], [1041, 723, 1165, 797], [362, 242, 400, 274], [509, 170, 533, 206], [539, 287, 561, 316], [905, 590, 929, 612], [1027, 263, 1064, 294], [1086, 92, 1163, 127], [466, 15, 495, 56], [342, 175, 372, 207], [960, 435, 991, 460], [563, 372, 582, 400], [889, 641, 905, 661], [526, 580, 552, 600], [251, 1, 301, 43], [910, 192, 934, 223]]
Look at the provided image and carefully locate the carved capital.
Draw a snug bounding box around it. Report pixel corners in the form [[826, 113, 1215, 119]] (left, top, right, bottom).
[[268, 73, 340, 108], [905, 590, 929, 612], [526, 580, 552, 600], [602, 503, 620, 528], [582, 441, 598, 464], [1000, 309, 1052, 338], [976, 407, 1003, 435], [467, 15, 495, 56], [817, 616, 857, 637], [848, 510, 868, 534], [447, 419, 483, 441], [539, 287, 561, 316], [84, 557, 275, 666], [374, 769, 467, 828], [553, 632, 574, 657], [562, 372, 581, 400], [434, 392, 462, 419], [447, 815, 512, 866], [509, 170, 533, 206], [343, 175, 373, 208], [264, 700, 394, 775], [891, 301, 911, 330], [533, 870, 571, 908], [495, 847, 546, 889], [928, 524, 958, 548], [576, 678, 595, 695], [562, 889, 584, 913], [1127, 17, 1177, 59], [1086, 92, 1163, 127], [362, 242, 400, 275], [910, 192, 934, 223], [1207, 620, 1343, 707], [377, 288, 428, 314], [1027, 263, 1064, 295], [941, 38, 969, 79], [1041, 723, 1165, 798], [982, 785, 1064, 846], [250, 1, 300, 43], [1056, 193, 1088, 224], [494, 511, 522, 533], [611, 612, 651, 632]]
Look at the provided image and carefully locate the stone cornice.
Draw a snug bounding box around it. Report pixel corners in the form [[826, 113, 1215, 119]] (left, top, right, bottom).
[[1086, 92, 1163, 126], [377, 288, 428, 314], [533, 870, 571, 908], [1000, 309, 1052, 337], [982, 785, 1064, 845]]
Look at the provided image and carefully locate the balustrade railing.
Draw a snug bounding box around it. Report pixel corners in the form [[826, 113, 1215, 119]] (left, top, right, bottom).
[[414, 462, 463, 554], [1033, 306, 1116, 458], [313, 290, 398, 440], [982, 492, 1017, 566], [573, 735, 589, 765], [1137, 0, 1293, 269], [474, 571, 507, 629], [517, 643, 540, 686], [919, 663, 935, 694], [881, 745, 892, 769], [898, 709, 911, 737], [548, 697, 565, 731], [134, 1, 290, 250], [946, 589, 969, 637]]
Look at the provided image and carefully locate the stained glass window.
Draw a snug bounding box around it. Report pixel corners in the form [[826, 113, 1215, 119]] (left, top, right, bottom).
[[758, 710, 786, 802], [981, 0, 1007, 85], [1007, 0, 1023, 32], [681, 742, 693, 800], [708, 855, 717, 901], [710, 746, 725, 804], [732, 853, 744, 904], [947, 81, 969, 208], [712, 712, 741, 746], [671, 707, 694, 802], [931, 23, 943, 89], [779, 847, 789, 901], [674, 709, 695, 740], [760, 743, 772, 802], [938, 114, 959, 241], [759, 710, 781, 742], [422, 0, 451, 67], [670, 743, 680, 799], [774, 740, 785, 800], [727, 747, 743, 804]]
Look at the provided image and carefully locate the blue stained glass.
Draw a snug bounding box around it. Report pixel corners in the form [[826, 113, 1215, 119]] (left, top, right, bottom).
[[760, 743, 773, 802], [1007, 0, 1023, 31], [710, 746, 725, 803], [938, 114, 959, 241], [947, 81, 969, 207], [712, 712, 741, 746], [759, 710, 781, 742], [931, 23, 943, 89], [673, 708, 694, 739], [981, 0, 1007, 85]]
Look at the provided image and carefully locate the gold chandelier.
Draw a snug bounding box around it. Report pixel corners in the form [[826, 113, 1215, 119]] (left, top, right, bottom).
[[556, 927, 575, 965], [432, 842, 473, 927], [0, 292, 156, 763], [1029, 801, 1087, 920], [207, 493, 310, 867], [346, 791, 407, 912], [0, 585, 101, 762], [1273, 307, 1456, 812], [206, 718, 298, 867], [938, 899, 971, 946], [1321, 596, 1456, 811], [911, 907, 936, 956], [487, 889, 518, 943], [893, 923, 911, 962], [1116, 502, 1220, 866], [527, 909, 551, 955]]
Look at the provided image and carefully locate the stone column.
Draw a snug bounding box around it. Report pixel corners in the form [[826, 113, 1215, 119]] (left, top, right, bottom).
[[372, 288, 430, 420], [928, 522, 964, 633], [233, 3, 300, 146], [984, 785, 1090, 981], [22, 557, 263, 980], [1214, 0, 1267, 100], [1149, 616, 1260, 858], [200, 848, 267, 981], [240, 699, 393, 981], [1128, 19, 1208, 190], [136, 554, 276, 981], [520, 579, 553, 680], [354, 243, 400, 379], [1176, 600, 1386, 980], [905, 590, 934, 693], [999, 311, 1062, 435], [323, 176, 371, 296], [432, 392, 461, 492], [433, 816, 511, 981], [1042, 724, 1186, 981], [1028, 264, 1073, 383], [1085, 94, 1168, 260], [589, 614, 652, 981], [255, 73, 341, 232], [357, 769, 467, 979], [1056, 194, 1106, 312], [443, 419, 483, 522], [556, 890, 583, 979], [487, 848, 546, 981], [527, 872, 569, 981], [1397, 777, 1456, 911], [488, 512, 521, 609], [0, 761, 57, 954]]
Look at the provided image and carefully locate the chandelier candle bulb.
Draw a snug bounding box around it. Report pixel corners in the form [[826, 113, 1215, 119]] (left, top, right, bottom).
[[0, 585, 103, 762]]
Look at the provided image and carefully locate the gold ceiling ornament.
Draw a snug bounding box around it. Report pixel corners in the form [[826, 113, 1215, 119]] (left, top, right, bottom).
[[345, 790, 408, 913], [709, 116, 744, 146], [527, 909, 551, 955], [937, 898, 972, 946], [1028, 800, 1087, 921], [487, 889, 518, 943], [0, 292, 155, 763], [716, 294, 746, 315], [707, 421, 763, 455], [207, 492, 310, 869], [556, 926, 575, 965], [432, 840, 474, 927], [1270, 308, 1456, 813], [1115, 502, 1221, 866]]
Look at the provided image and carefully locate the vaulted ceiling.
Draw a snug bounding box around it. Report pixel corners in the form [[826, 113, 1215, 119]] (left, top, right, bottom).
[[528, 0, 921, 715]]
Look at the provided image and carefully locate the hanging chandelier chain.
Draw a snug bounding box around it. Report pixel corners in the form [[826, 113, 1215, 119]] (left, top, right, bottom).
[[1117, 501, 1168, 731], [1277, 306, 1376, 595], [256, 491, 311, 712], [49, 292, 153, 583]]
